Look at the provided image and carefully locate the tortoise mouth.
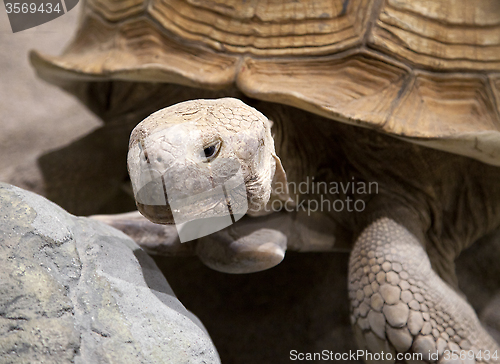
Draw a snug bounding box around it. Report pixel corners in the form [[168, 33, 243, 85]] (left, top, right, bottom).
[[135, 180, 248, 243], [133, 172, 248, 226], [136, 200, 175, 225]]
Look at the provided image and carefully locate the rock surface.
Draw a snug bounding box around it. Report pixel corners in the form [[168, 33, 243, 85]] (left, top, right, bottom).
[[0, 182, 220, 364]]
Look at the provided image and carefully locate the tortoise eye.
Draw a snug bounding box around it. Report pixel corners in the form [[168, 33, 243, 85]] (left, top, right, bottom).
[[202, 141, 221, 162], [204, 145, 216, 157]]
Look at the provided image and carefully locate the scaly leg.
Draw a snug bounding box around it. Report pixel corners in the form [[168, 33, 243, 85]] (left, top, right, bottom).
[[349, 217, 499, 364], [91, 211, 195, 256], [91, 210, 288, 273]]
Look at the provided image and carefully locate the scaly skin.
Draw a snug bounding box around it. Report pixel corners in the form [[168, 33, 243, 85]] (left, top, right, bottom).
[[349, 218, 499, 363]]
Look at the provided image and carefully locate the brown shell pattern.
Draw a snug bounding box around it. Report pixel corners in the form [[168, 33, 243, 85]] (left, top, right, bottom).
[[31, 0, 500, 165]]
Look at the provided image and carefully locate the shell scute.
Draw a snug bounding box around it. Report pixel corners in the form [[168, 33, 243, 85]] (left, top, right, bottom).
[[30, 0, 500, 165]]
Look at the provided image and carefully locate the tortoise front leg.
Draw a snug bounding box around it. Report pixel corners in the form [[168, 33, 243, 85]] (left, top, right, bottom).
[[91, 210, 195, 256], [91, 210, 288, 273], [349, 217, 499, 363]]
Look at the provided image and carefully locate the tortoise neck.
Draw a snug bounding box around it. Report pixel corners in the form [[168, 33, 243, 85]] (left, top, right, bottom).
[[253, 101, 500, 258]]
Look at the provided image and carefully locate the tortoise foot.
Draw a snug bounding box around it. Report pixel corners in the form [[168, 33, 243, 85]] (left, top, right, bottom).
[[349, 218, 499, 364], [197, 223, 287, 274]]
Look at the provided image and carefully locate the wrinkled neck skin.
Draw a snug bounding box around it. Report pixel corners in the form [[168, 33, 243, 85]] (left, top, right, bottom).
[[253, 101, 500, 283]]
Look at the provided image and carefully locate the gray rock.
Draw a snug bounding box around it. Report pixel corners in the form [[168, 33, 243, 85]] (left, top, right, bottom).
[[0, 182, 220, 364]]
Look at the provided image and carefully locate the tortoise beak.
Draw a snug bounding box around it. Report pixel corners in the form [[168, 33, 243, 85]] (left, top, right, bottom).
[[133, 171, 248, 224], [131, 171, 174, 224], [136, 197, 175, 225], [133, 172, 249, 243]]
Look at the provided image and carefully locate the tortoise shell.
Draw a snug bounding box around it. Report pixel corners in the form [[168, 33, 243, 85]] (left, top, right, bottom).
[[31, 0, 500, 165]]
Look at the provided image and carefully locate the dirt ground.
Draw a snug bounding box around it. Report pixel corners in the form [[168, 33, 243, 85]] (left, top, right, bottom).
[[1, 3, 500, 364], [0, 5, 100, 193]]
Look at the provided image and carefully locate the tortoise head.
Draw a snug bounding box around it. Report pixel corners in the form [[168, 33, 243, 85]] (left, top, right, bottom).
[[128, 98, 289, 228]]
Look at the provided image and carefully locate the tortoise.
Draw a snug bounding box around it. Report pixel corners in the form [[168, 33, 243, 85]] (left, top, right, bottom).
[[30, 0, 500, 362]]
